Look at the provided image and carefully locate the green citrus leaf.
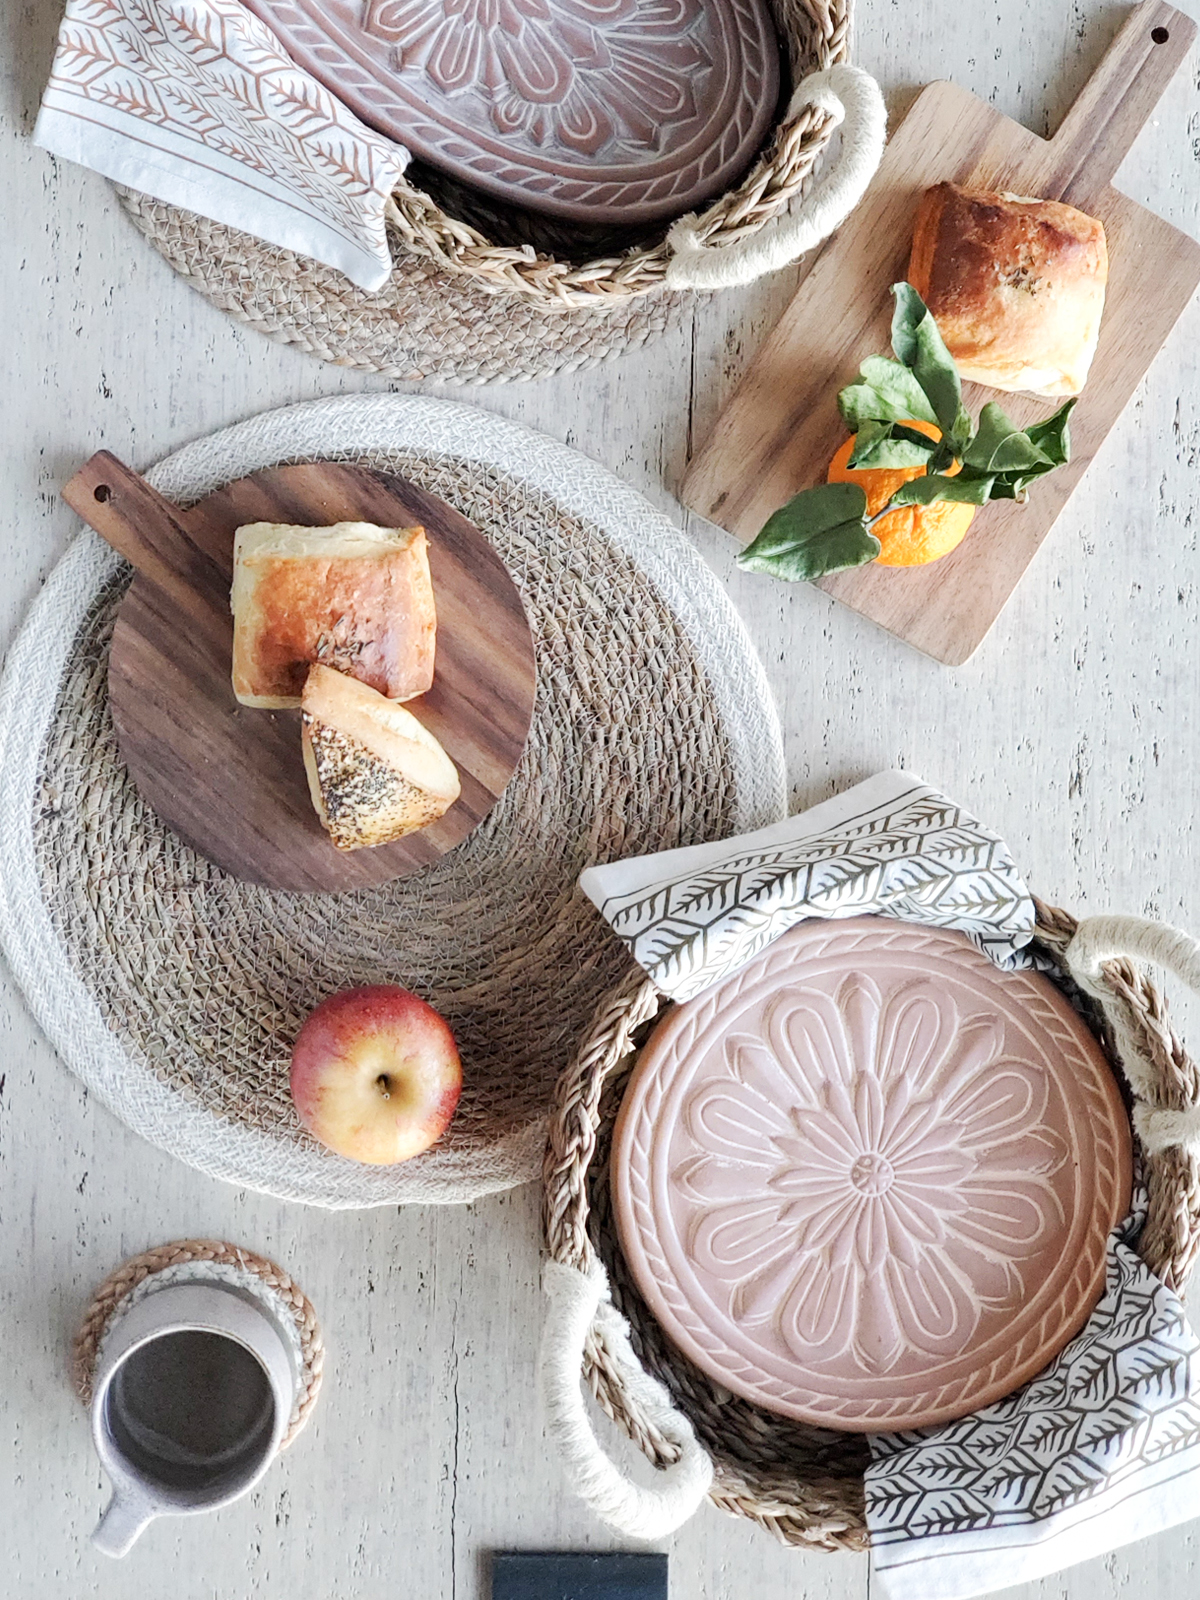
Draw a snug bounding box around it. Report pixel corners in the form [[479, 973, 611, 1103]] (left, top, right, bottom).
[[890, 283, 973, 455], [964, 402, 1054, 473], [838, 356, 938, 428], [848, 420, 937, 470], [737, 482, 880, 581], [886, 472, 996, 508], [1024, 397, 1076, 466]]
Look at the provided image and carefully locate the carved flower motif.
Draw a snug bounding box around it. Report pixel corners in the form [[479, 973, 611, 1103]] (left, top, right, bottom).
[[675, 974, 1070, 1377], [361, 0, 709, 156]]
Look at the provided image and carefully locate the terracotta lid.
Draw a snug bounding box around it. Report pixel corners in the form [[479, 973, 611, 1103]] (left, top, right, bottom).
[[241, 0, 781, 225], [612, 916, 1132, 1433]]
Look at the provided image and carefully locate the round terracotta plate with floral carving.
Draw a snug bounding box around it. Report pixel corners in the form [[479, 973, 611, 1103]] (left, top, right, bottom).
[[240, 0, 780, 224], [611, 916, 1132, 1432]]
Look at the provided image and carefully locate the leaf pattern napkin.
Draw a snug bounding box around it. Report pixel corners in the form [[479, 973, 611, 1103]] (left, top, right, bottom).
[[34, 0, 410, 290], [579, 770, 1036, 1003], [581, 771, 1200, 1598]]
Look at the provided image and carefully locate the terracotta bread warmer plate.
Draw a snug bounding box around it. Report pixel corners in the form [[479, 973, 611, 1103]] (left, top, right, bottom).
[[242, 0, 780, 227], [610, 917, 1131, 1433]]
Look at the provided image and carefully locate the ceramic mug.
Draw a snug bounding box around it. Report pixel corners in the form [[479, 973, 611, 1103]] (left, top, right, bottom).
[[89, 1279, 300, 1556]]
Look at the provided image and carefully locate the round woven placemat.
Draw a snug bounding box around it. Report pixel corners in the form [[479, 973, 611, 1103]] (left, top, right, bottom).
[[0, 396, 784, 1206], [118, 190, 691, 385], [72, 1239, 324, 1447]]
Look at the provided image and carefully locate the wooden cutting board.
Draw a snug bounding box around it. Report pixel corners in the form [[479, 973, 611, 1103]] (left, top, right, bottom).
[[62, 454, 537, 894], [681, 0, 1200, 664]]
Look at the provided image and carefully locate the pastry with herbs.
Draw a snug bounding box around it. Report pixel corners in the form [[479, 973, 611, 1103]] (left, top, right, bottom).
[[301, 664, 460, 851], [231, 521, 436, 708], [908, 183, 1108, 397]]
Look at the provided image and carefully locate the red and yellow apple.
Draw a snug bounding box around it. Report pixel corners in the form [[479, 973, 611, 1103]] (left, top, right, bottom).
[[290, 985, 461, 1164]]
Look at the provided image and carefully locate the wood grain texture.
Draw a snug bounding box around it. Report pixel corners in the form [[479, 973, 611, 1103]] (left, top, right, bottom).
[[3, 0, 1200, 1596], [62, 454, 536, 892], [682, 0, 1200, 662]]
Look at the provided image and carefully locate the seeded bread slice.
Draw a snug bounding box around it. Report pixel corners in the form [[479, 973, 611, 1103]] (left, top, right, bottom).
[[301, 664, 460, 851]]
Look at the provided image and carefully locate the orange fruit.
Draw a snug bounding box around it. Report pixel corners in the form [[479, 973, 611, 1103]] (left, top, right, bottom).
[[827, 418, 976, 567]]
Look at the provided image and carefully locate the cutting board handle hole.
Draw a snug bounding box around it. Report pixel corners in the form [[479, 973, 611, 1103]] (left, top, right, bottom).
[[94, 483, 112, 503], [1151, 25, 1170, 42]]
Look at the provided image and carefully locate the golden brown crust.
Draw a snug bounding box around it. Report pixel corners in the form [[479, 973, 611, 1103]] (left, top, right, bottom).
[[908, 183, 1108, 397], [230, 522, 436, 708]]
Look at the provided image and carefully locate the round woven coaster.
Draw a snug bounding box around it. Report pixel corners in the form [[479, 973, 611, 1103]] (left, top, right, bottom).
[[118, 190, 691, 385], [0, 397, 784, 1207], [72, 1238, 323, 1447]]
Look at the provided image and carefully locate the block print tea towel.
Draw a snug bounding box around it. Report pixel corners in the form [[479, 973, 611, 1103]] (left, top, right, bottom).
[[34, 0, 409, 290], [581, 771, 1200, 1599]]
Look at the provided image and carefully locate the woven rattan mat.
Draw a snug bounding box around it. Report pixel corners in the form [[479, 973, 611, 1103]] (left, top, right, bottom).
[[118, 190, 690, 384], [27, 427, 780, 1205]]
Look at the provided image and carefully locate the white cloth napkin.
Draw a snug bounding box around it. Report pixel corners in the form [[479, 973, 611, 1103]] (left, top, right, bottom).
[[581, 771, 1200, 1599], [34, 0, 409, 291]]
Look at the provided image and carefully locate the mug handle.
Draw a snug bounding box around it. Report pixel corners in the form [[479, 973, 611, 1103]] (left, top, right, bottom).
[[92, 1488, 155, 1558]]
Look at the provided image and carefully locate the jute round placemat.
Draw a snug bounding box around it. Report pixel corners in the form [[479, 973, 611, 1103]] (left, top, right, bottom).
[[0, 396, 785, 1206], [118, 190, 691, 385], [72, 1239, 324, 1446]]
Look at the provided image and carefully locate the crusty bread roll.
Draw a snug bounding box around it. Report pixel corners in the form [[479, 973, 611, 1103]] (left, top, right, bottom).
[[231, 521, 436, 709], [301, 664, 460, 851], [908, 183, 1108, 397]]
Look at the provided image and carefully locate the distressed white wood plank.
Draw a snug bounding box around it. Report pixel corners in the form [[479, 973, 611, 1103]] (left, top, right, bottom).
[[1, 0, 1199, 1596]]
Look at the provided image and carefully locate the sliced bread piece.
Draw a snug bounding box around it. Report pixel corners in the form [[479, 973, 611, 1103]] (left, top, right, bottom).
[[232, 520, 436, 708], [301, 664, 460, 851]]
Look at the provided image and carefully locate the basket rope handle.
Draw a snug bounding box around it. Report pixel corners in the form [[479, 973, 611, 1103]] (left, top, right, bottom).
[[1063, 914, 1200, 1156], [664, 64, 887, 292], [539, 1257, 714, 1540], [541, 972, 712, 1538]]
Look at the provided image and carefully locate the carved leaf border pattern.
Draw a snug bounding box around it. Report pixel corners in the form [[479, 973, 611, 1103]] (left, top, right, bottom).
[[618, 924, 1123, 1430]]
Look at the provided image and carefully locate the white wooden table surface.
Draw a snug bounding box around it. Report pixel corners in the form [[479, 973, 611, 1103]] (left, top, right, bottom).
[[4, 2, 1200, 1595]]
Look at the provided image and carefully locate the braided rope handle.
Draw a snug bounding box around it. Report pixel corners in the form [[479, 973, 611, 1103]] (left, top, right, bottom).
[[543, 909, 1200, 1538], [1050, 910, 1200, 1290], [540, 972, 713, 1538], [664, 65, 887, 292], [539, 1258, 713, 1539]]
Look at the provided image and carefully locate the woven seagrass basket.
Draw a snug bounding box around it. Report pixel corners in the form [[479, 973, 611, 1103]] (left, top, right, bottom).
[[385, 0, 853, 306], [542, 901, 1200, 1550]]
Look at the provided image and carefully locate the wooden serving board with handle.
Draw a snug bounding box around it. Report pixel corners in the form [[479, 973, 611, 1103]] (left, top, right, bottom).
[[62, 453, 536, 894], [681, 0, 1200, 664]]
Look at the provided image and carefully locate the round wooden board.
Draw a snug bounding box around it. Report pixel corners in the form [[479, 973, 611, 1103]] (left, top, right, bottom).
[[106, 462, 536, 893]]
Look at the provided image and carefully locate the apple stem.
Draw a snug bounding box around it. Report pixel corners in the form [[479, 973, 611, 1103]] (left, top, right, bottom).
[[376, 1074, 392, 1100]]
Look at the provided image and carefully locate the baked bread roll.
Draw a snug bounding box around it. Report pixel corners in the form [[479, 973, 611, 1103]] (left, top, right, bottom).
[[301, 664, 460, 851], [231, 521, 436, 709], [908, 183, 1108, 397]]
